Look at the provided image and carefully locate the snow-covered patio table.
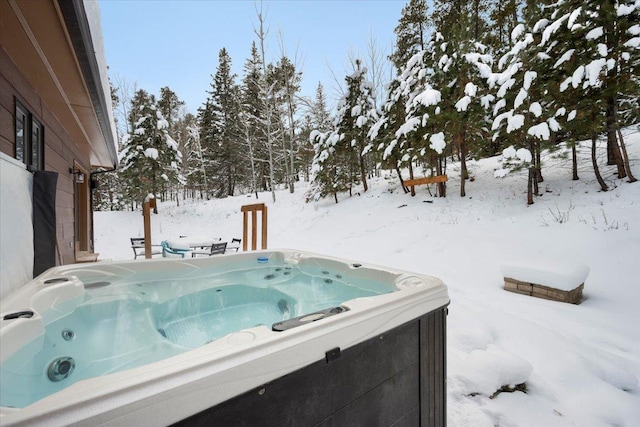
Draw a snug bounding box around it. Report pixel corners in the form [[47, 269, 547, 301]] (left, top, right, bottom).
[[166, 237, 221, 250]]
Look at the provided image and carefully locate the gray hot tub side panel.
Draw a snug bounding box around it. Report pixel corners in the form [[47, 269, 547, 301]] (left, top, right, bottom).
[[173, 306, 448, 427]]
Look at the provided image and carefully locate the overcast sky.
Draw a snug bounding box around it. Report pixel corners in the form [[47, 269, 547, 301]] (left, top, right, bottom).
[[99, 0, 405, 113]]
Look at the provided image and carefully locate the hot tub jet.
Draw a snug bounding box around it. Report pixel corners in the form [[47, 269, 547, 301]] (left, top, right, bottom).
[[47, 357, 75, 382]]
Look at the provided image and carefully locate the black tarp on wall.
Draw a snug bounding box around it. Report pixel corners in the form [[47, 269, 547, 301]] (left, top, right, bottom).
[[33, 170, 58, 277]]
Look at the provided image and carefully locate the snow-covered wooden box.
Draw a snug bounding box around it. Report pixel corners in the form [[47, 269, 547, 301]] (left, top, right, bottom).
[[502, 262, 589, 304]]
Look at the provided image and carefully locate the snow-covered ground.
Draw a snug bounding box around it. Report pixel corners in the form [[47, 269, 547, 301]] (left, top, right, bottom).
[[95, 131, 640, 426]]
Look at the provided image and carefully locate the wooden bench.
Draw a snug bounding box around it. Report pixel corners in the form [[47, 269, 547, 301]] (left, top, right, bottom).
[[403, 175, 448, 189], [403, 175, 448, 197], [131, 237, 162, 259]]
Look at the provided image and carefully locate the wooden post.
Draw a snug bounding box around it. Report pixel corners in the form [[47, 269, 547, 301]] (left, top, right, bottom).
[[262, 205, 268, 250], [241, 203, 268, 251], [242, 209, 248, 252], [143, 196, 156, 259]]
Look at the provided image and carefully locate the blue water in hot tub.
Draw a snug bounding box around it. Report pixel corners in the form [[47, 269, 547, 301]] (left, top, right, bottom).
[[0, 261, 395, 408]]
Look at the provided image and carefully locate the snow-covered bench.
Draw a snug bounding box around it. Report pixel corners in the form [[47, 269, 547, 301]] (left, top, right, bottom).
[[502, 261, 589, 304]]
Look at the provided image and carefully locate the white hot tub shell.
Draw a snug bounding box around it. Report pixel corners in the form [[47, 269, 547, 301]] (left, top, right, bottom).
[[0, 250, 449, 426]]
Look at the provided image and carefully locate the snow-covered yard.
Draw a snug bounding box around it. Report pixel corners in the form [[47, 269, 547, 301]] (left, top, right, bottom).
[[95, 132, 640, 426]]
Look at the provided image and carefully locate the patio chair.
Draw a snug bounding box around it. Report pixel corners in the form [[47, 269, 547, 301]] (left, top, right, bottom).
[[192, 241, 227, 257], [161, 240, 190, 258], [226, 238, 241, 253], [131, 237, 162, 259]]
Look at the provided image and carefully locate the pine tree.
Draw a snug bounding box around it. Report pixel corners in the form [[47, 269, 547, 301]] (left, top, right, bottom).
[[120, 89, 182, 212], [157, 87, 185, 205], [310, 82, 332, 132], [196, 100, 215, 196], [177, 113, 207, 199], [541, 0, 638, 189], [93, 77, 126, 211], [387, 41, 445, 196], [300, 83, 331, 183], [389, 0, 430, 72], [271, 56, 302, 193], [158, 87, 183, 132], [427, 28, 494, 197], [486, 0, 521, 56], [432, 0, 490, 42], [240, 42, 265, 197], [491, 20, 565, 204], [306, 130, 352, 203], [369, 78, 412, 191], [334, 59, 378, 193], [307, 61, 378, 203], [200, 48, 243, 198], [382, 0, 431, 195]]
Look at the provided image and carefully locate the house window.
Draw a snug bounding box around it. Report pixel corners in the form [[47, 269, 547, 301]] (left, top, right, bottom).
[[15, 101, 44, 171]]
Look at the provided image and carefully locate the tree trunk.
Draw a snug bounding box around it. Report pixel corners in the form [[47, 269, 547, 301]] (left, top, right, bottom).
[[151, 172, 158, 214], [616, 126, 637, 183], [460, 137, 467, 198], [244, 124, 259, 199], [609, 128, 626, 179], [606, 99, 617, 165], [612, 103, 637, 183], [437, 155, 446, 197], [358, 152, 368, 193], [606, 96, 626, 177], [395, 162, 408, 193], [572, 143, 579, 181], [227, 163, 233, 196], [527, 167, 534, 205], [279, 126, 292, 193], [286, 91, 296, 194], [591, 132, 608, 192], [408, 161, 415, 197], [530, 141, 539, 196], [256, 10, 276, 203], [535, 143, 543, 183]]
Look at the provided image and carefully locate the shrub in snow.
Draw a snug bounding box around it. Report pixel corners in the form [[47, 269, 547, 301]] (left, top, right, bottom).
[[451, 344, 533, 398]]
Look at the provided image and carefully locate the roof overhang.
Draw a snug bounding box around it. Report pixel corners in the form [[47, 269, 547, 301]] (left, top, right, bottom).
[[57, 0, 118, 168]]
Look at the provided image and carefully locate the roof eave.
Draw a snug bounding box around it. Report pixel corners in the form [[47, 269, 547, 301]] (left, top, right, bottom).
[[57, 0, 118, 169]]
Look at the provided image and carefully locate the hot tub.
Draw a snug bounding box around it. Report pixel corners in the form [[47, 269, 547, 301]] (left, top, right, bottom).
[[0, 250, 449, 426]]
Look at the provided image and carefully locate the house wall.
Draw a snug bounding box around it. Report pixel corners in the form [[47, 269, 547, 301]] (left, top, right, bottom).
[[0, 48, 92, 266]]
